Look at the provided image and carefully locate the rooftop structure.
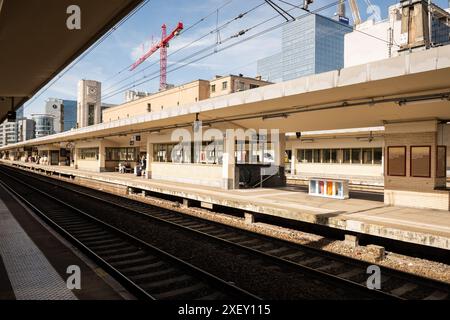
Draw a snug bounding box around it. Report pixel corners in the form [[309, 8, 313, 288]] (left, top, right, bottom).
[[345, 2, 450, 68]]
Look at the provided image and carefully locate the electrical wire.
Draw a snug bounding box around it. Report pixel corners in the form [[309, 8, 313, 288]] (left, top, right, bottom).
[[102, 1, 267, 93], [102, 1, 342, 101], [23, 0, 152, 111], [103, 0, 234, 84], [278, 0, 401, 47]]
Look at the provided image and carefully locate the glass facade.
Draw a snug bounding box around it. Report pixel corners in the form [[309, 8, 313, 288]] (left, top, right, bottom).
[[431, 15, 450, 45], [16, 106, 24, 119], [62, 100, 77, 131], [32, 114, 55, 138], [257, 53, 283, 82], [44, 98, 77, 133], [257, 15, 351, 82]]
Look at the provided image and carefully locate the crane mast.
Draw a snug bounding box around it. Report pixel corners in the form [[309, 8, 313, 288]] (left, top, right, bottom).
[[337, 0, 346, 18], [349, 0, 362, 26], [130, 22, 184, 91], [160, 24, 168, 91]]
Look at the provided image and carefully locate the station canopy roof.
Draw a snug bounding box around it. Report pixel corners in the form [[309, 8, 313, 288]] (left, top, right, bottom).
[[0, 0, 143, 122], [1, 38, 450, 151]]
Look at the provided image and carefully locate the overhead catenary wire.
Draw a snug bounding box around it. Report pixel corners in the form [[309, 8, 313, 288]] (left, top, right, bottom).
[[101, 1, 299, 99], [264, 0, 295, 21], [103, 0, 234, 84], [277, 0, 401, 48], [181, 0, 234, 35], [101, 1, 339, 100], [101, 1, 342, 101], [102, 1, 267, 93], [23, 0, 152, 111]]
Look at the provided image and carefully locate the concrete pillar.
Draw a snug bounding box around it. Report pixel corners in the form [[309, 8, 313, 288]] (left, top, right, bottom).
[[274, 132, 286, 168], [249, 138, 257, 164], [98, 141, 106, 172], [290, 146, 296, 175], [73, 148, 78, 169], [146, 139, 153, 179], [261, 131, 286, 187], [384, 120, 449, 211], [222, 131, 237, 190]]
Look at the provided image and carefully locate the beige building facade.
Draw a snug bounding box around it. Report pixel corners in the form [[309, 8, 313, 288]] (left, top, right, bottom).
[[103, 80, 210, 122], [209, 75, 271, 98], [102, 76, 272, 122]]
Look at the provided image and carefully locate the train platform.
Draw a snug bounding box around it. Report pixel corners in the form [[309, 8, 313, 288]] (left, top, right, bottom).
[[2, 160, 450, 251], [0, 180, 126, 300]]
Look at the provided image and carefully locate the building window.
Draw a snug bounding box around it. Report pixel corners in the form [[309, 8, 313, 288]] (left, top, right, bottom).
[[105, 148, 137, 162], [331, 149, 338, 163], [154, 144, 169, 162], [387, 146, 406, 176], [88, 104, 95, 126], [374, 148, 382, 164], [437, 146, 447, 178], [153, 143, 188, 163], [343, 149, 351, 163], [78, 148, 98, 160], [362, 148, 373, 164], [211, 84, 216, 93], [304, 149, 312, 163], [297, 149, 303, 162], [312, 149, 320, 163], [297, 148, 381, 165], [197, 140, 223, 164], [352, 148, 361, 164], [238, 81, 245, 91], [222, 81, 227, 90], [147, 103, 151, 112], [322, 149, 331, 163], [410, 146, 431, 178], [249, 84, 259, 89]]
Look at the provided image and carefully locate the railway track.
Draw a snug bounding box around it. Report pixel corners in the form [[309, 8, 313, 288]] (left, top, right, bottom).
[[1, 164, 449, 300], [0, 167, 259, 300]]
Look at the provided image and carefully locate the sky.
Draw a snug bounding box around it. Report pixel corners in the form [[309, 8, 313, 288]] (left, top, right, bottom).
[[22, 0, 450, 117]]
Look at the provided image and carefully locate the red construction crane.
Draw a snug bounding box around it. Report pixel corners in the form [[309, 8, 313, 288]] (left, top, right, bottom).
[[130, 22, 183, 91]]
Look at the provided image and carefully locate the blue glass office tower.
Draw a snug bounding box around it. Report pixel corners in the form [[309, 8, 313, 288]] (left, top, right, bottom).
[[257, 15, 351, 82], [62, 99, 77, 131]]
